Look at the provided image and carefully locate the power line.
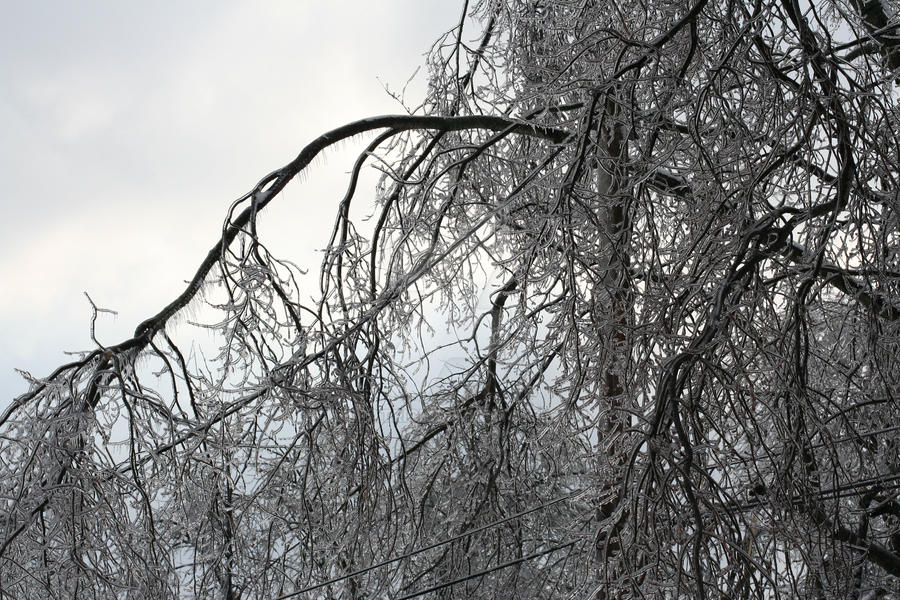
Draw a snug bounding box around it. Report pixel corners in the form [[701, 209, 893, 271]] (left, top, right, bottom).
[[716, 422, 900, 471], [275, 490, 585, 599], [397, 540, 577, 600], [393, 471, 899, 599], [272, 464, 899, 597], [736, 471, 900, 513], [269, 466, 900, 598]]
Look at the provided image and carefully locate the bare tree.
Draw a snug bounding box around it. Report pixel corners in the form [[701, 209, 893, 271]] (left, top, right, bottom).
[[3, 1, 900, 598]]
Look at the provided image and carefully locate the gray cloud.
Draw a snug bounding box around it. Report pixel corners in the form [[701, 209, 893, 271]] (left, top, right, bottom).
[[0, 1, 461, 400]]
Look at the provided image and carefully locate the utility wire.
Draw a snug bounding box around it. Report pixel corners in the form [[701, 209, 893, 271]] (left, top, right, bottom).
[[385, 471, 900, 600], [269, 468, 900, 598], [275, 490, 584, 599], [396, 540, 577, 600], [273, 467, 900, 597], [713, 422, 900, 472], [736, 470, 900, 513]]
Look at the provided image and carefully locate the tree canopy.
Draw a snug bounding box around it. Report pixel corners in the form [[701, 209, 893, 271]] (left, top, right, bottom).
[[3, 1, 900, 598]]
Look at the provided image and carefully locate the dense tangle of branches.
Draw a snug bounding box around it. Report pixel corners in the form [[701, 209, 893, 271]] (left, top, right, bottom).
[[2, 0, 900, 598]]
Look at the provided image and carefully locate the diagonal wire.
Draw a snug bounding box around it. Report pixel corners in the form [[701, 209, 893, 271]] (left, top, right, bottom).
[[736, 471, 900, 512], [275, 490, 585, 599], [269, 469, 900, 598], [396, 540, 578, 600], [390, 475, 900, 599]]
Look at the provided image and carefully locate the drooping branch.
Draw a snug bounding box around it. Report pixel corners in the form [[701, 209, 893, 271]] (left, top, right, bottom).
[[131, 114, 570, 348]]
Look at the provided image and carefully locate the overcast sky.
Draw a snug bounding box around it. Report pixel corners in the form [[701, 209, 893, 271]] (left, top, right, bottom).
[[0, 1, 463, 401]]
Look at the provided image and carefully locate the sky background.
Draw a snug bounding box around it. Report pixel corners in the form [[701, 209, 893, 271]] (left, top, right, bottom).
[[0, 1, 463, 401]]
